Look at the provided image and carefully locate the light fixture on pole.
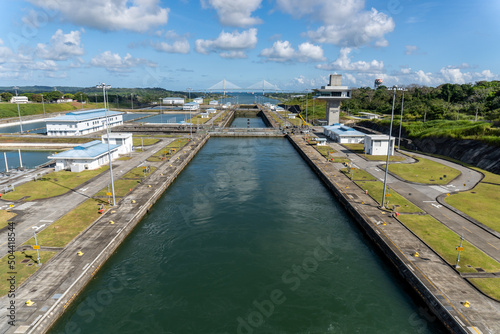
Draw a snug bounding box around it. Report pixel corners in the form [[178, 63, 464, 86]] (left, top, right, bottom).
[[305, 89, 309, 127], [381, 85, 399, 209], [96, 83, 116, 206], [32, 224, 46, 266], [397, 87, 407, 150], [41, 94, 46, 118], [159, 98, 163, 124], [13, 86, 24, 133]]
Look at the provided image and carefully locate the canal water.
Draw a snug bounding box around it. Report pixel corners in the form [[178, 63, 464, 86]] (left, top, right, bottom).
[[49, 138, 445, 334], [0, 121, 46, 134], [133, 113, 192, 124], [230, 115, 267, 128], [0, 150, 50, 172]]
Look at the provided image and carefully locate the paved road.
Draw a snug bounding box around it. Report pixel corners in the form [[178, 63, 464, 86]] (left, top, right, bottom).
[[324, 138, 500, 266], [0, 138, 174, 258]]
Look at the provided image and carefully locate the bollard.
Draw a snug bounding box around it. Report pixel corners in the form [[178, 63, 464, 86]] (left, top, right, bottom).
[[77, 251, 84, 256], [26, 300, 34, 306]]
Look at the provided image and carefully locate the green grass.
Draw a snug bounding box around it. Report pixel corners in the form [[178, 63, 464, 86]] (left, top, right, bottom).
[[384, 155, 461, 184], [23, 198, 108, 248], [132, 137, 159, 146], [0, 211, 16, 230], [343, 143, 405, 161], [445, 183, 500, 233], [2, 167, 108, 201], [147, 138, 189, 162], [398, 214, 500, 273], [355, 180, 423, 213], [468, 278, 500, 301], [0, 250, 57, 296], [94, 167, 157, 198], [314, 145, 336, 157], [341, 168, 377, 181]]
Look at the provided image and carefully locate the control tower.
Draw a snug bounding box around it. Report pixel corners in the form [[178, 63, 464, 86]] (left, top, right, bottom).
[[315, 74, 351, 125]]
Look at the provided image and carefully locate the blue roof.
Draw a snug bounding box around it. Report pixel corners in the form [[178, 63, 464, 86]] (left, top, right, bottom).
[[323, 124, 365, 136], [48, 109, 123, 122], [48, 140, 119, 160]]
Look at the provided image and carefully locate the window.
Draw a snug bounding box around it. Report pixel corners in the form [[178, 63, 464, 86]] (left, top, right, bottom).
[[374, 140, 381, 147]]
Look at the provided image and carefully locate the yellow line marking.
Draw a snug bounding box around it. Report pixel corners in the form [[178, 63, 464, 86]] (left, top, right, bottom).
[[488, 242, 498, 250]]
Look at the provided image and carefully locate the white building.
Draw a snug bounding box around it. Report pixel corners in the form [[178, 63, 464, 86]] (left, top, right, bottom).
[[193, 97, 203, 104], [46, 109, 123, 136], [207, 108, 217, 114], [10, 96, 29, 104], [101, 133, 133, 155], [288, 114, 296, 119], [48, 140, 120, 172], [163, 97, 185, 105], [183, 102, 199, 111], [314, 137, 327, 146], [200, 112, 209, 118], [56, 98, 74, 103], [323, 124, 366, 144], [209, 100, 218, 106], [364, 134, 395, 156]]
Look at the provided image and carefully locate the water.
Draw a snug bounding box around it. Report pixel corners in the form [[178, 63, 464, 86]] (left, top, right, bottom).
[[133, 113, 192, 124], [230, 116, 268, 128], [0, 150, 50, 172], [150, 106, 183, 111], [122, 113, 153, 122], [0, 121, 46, 134], [49, 138, 444, 334]]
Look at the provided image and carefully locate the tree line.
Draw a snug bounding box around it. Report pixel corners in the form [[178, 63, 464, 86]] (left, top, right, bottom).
[[340, 81, 500, 122]]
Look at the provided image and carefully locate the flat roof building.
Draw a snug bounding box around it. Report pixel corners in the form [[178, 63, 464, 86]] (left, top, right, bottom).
[[364, 134, 395, 156], [48, 140, 120, 172], [46, 109, 123, 136], [183, 102, 199, 111], [163, 97, 185, 105], [10, 96, 29, 104], [193, 97, 203, 104], [209, 100, 218, 105], [101, 133, 133, 155], [323, 124, 365, 144]]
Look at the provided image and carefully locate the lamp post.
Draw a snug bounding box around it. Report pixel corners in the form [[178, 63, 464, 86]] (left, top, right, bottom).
[[131, 93, 134, 110], [159, 98, 163, 123], [32, 224, 45, 266], [80, 94, 83, 110], [41, 94, 46, 118], [381, 85, 398, 209], [397, 87, 407, 150], [312, 96, 315, 127], [96, 83, 116, 206], [95, 93, 98, 107], [13, 86, 24, 133]]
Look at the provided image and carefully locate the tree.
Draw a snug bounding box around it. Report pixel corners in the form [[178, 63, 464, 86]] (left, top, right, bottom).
[[63, 93, 74, 100], [0, 92, 13, 102], [31, 94, 43, 103], [45, 91, 63, 101], [73, 92, 87, 102]]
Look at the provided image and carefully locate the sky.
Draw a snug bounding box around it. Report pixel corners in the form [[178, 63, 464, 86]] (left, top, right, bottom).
[[0, 0, 499, 91]]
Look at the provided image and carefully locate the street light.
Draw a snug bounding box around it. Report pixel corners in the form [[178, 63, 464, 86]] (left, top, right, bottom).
[[381, 85, 399, 209], [305, 89, 309, 127], [41, 94, 46, 118], [96, 83, 116, 206], [32, 224, 46, 266], [397, 87, 407, 150], [13, 86, 24, 133], [159, 98, 163, 124]]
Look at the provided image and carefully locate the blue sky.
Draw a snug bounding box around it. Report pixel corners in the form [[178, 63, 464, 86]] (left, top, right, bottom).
[[0, 0, 498, 91]]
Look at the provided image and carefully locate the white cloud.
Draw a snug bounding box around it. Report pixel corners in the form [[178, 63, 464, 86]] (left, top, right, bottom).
[[0, 44, 15, 64], [415, 70, 433, 85], [316, 47, 384, 72], [276, 0, 394, 47], [259, 41, 325, 62], [307, 8, 394, 47], [26, 0, 169, 32], [36, 29, 84, 61], [202, 0, 262, 27], [152, 40, 190, 54], [195, 29, 258, 57], [220, 51, 248, 59], [405, 45, 418, 55], [440, 67, 465, 84], [90, 51, 156, 72]]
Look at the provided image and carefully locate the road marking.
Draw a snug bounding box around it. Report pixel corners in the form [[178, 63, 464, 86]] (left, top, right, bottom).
[[80, 187, 88, 192], [488, 242, 498, 250], [39, 220, 53, 223], [454, 316, 465, 327], [431, 203, 442, 209], [463, 226, 472, 233], [82, 263, 90, 271], [423, 201, 436, 203]]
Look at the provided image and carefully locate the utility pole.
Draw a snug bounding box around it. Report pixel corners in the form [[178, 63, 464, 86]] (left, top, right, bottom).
[[381, 86, 398, 209]]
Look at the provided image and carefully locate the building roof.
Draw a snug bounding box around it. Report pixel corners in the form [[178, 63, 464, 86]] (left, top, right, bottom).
[[101, 132, 132, 139], [48, 140, 119, 160], [164, 97, 184, 100], [48, 109, 123, 122], [184, 102, 199, 105], [323, 124, 365, 137], [365, 134, 395, 140]]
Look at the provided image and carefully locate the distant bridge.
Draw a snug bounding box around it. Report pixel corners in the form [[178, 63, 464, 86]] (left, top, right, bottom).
[[208, 79, 281, 94]]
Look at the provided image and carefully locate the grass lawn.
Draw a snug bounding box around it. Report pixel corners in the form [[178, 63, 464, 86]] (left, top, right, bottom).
[[341, 168, 377, 181], [355, 180, 423, 213], [187, 115, 210, 124], [94, 167, 156, 198], [314, 145, 336, 157], [132, 137, 159, 147], [445, 183, 500, 233], [23, 198, 108, 248], [468, 278, 500, 301], [117, 156, 131, 161], [0, 211, 16, 229], [384, 156, 461, 184], [2, 167, 108, 201], [343, 143, 405, 162], [0, 102, 97, 118], [147, 138, 189, 162], [398, 214, 500, 274], [473, 167, 500, 185], [0, 250, 57, 296]]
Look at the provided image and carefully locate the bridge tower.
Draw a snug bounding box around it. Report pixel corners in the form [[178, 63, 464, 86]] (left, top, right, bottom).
[[315, 74, 351, 125]]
